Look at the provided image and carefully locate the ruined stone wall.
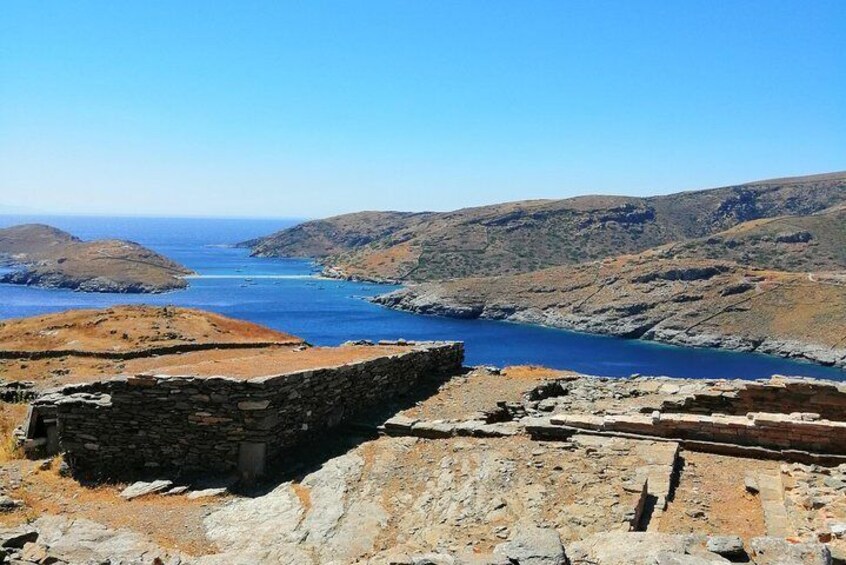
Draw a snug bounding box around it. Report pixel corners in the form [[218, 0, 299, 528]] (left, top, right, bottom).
[[656, 378, 846, 421], [42, 342, 463, 478], [551, 410, 846, 455]]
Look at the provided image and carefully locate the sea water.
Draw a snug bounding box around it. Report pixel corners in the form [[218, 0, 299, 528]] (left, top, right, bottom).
[[0, 214, 843, 381]]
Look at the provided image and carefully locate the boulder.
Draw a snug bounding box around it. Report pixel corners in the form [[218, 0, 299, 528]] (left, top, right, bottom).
[[163, 486, 190, 496], [0, 526, 39, 548], [33, 515, 184, 564], [749, 537, 832, 565], [706, 536, 745, 560], [653, 552, 732, 564], [410, 553, 456, 565], [0, 495, 23, 512], [119, 479, 173, 500], [20, 541, 52, 563], [187, 487, 228, 500], [567, 533, 722, 564], [493, 525, 567, 565]]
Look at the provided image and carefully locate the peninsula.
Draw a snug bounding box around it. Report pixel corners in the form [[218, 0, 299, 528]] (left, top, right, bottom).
[[0, 224, 193, 293]]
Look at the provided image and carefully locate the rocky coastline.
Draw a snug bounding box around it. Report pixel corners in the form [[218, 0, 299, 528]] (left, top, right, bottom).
[[0, 268, 187, 294], [372, 279, 846, 370]]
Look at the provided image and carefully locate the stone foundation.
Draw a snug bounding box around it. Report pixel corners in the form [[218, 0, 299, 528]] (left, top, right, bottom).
[[549, 410, 846, 456], [29, 341, 463, 479], [655, 377, 846, 421]]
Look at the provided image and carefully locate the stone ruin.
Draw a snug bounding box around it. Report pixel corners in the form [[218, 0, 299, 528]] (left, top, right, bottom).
[[526, 376, 846, 463], [19, 340, 464, 480]]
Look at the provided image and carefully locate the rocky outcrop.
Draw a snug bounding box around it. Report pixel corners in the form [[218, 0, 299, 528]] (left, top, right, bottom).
[[0, 268, 183, 293], [1, 516, 185, 564]]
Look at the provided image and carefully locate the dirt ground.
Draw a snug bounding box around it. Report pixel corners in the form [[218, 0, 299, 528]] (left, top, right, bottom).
[[401, 365, 569, 420], [657, 450, 775, 539], [0, 457, 222, 556]]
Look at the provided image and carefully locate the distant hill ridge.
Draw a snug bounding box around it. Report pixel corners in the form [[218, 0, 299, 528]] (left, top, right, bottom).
[[244, 171, 846, 282]]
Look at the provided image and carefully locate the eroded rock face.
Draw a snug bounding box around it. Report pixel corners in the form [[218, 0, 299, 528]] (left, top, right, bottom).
[[200, 433, 674, 564], [567, 532, 728, 565], [203, 452, 369, 564]]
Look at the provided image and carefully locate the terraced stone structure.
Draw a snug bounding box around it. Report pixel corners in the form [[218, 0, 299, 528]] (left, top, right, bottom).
[[30, 340, 463, 479], [6, 306, 465, 480]]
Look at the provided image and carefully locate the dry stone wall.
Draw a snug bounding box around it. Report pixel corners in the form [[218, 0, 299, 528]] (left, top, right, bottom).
[[656, 377, 846, 421], [35, 342, 463, 479], [550, 411, 846, 456]]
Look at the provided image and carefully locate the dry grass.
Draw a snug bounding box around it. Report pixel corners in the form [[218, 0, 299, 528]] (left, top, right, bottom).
[[0, 403, 27, 463], [501, 365, 571, 380], [1, 456, 220, 555], [292, 482, 313, 512], [658, 451, 774, 539], [0, 305, 302, 354]]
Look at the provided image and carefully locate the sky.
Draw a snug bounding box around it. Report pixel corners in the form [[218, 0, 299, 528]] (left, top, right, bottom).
[[1, 1, 844, 218]]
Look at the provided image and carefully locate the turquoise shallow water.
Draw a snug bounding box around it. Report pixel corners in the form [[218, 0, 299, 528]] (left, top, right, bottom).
[[0, 214, 843, 381]]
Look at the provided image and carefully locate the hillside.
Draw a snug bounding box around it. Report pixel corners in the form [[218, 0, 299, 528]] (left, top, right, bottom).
[[0, 224, 193, 293], [374, 255, 846, 368], [245, 172, 846, 282], [639, 204, 846, 272]]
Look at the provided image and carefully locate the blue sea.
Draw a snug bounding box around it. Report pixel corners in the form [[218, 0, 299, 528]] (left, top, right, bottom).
[[0, 214, 843, 381]]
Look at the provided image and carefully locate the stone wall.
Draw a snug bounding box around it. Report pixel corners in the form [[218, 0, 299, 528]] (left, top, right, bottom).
[[655, 377, 846, 421], [549, 410, 846, 455], [34, 341, 463, 479]]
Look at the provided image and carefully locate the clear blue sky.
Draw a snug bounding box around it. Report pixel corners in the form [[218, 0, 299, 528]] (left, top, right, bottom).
[[1, 1, 844, 218]]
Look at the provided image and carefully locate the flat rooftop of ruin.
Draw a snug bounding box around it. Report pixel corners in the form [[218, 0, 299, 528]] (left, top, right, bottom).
[[124, 342, 426, 380], [0, 306, 452, 388]]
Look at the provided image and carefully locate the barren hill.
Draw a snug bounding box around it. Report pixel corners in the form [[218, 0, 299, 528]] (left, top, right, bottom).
[[245, 172, 846, 282], [0, 224, 193, 293]]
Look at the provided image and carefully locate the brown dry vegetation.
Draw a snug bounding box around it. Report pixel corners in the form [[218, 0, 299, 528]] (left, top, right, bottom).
[[0, 457, 220, 555], [0, 403, 26, 463], [125, 343, 412, 379], [658, 451, 775, 539], [400, 367, 555, 420], [0, 305, 302, 354]]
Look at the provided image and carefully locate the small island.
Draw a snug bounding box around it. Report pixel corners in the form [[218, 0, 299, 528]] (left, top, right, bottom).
[[0, 224, 193, 293]]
